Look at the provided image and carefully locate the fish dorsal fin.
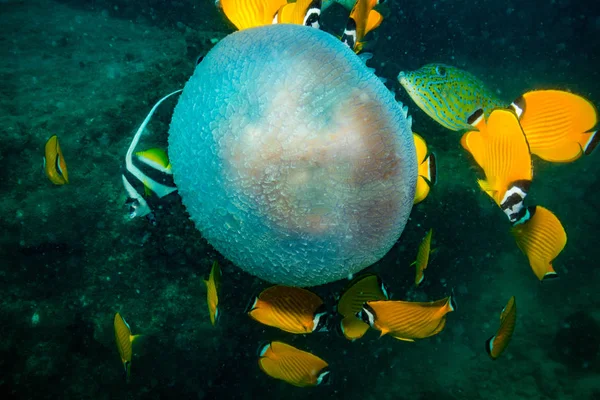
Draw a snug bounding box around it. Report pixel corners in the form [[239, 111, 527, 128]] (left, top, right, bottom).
[[364, 9, 383, 34], [222, 0, 286, 31]]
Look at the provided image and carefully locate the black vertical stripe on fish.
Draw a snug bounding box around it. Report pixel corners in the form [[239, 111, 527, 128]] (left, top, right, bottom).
[[303, 0, 322, 28], [584, 130, 599, 155], [428, 152, 437, 185], [500, 180, 531, 223], [121, 166, 150, 200], [131, 156, 176, 189], [357, 302, 376, 326], [510, 95, 526, 118], [467, 108, 484, 126], [313, 303, 328, 332], [54, 153, 65, 179], [341, 18, 357, 50]]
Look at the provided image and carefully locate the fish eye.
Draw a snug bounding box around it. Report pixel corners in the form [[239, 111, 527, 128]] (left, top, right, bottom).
[[435, 66, 446, 77]]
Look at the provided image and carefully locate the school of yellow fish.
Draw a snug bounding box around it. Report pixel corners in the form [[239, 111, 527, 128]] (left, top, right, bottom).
[[37, 0, 597, 387]]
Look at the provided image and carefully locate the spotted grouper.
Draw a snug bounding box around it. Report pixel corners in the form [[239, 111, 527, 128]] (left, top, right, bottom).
[[398, 63, 506, 131], [168, 24, 416, 287]]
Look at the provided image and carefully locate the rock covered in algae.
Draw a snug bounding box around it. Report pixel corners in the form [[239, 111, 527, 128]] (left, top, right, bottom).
[[169, 24, 416, 286]]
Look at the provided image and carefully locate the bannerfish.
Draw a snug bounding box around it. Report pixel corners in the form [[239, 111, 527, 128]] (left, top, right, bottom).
[[486, 296, 517, 360], [357, 296, 455, 341], [258, 341, 330, 387], [121, 90, 181, 224], [336, 274, 389, 340], [398, 64, 505, 131], [511, 206, 566, 281], [220, 0, 287, 30], [510, 90, 599, 163], [413, 133, 437, 204], [461, 109, 532, 224], [247, 285, 328, 334], [341, 0, 383, 53], [114, 313, 141, 382], [43, 135, 69, 185], [411, 228, 433, 286], [275, 0, 322, 27], [205, 260, 221, 326]]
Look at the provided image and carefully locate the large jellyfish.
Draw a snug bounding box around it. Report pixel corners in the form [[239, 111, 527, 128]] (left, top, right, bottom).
[[168, 24, 416, 286]]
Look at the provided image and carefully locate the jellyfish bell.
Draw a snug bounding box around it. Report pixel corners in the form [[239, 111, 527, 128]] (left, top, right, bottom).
[[168, 24, 416, 286]]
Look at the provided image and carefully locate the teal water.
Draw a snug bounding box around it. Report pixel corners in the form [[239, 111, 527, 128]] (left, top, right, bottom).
[[1, 0, 599, 399]]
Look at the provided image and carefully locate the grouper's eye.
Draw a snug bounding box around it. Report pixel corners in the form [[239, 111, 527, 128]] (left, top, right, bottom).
[[435, 65, 446, 77]]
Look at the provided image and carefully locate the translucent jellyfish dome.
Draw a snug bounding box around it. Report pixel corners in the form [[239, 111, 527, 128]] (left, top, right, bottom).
[[169, 25, 416, 286]]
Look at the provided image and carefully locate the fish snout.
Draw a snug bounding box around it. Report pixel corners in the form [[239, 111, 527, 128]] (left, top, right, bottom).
[[397, 71, 410, 87]]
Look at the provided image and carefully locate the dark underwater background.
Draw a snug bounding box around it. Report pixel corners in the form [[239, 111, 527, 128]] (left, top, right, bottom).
[[1, 0, 599, 399]]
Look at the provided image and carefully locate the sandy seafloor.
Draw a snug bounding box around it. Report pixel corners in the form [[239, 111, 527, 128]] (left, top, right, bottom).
[[1, 0, 599, 399]]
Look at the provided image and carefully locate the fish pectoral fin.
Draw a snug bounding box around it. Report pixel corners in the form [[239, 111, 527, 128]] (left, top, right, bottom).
[[143, 184, 152, 197], [378, 327, 390, 337], [130, 334, 142, 343], [477, 179, 497, 199]]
